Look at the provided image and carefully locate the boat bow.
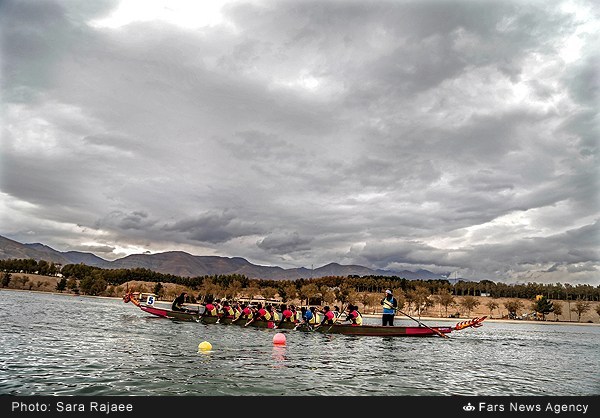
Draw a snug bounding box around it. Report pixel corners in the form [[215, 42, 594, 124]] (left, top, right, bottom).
[[452, 316, 487, 331]]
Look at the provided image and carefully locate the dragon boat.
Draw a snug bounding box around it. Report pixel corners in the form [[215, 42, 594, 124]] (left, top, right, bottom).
[[123, 292, 486, 337]]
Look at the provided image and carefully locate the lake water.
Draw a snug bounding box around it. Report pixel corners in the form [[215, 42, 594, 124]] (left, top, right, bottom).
[[1, 290, 599, 396]]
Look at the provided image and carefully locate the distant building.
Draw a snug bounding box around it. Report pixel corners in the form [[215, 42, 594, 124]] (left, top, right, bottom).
[[237, 296, 283, 307]]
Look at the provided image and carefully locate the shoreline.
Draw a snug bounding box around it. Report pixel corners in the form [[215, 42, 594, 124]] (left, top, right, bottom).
[[361, 313, 600, 326]]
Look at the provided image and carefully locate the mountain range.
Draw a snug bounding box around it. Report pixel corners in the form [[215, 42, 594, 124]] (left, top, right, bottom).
[[0, 234, 446, 281]]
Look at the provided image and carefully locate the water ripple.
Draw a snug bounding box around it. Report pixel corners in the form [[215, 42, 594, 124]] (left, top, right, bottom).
[[1, 291, 599, 396]]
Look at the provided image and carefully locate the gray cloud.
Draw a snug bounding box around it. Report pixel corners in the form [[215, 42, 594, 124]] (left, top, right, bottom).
[[257, 231, 312, 254], [1, 0, 598, 285]]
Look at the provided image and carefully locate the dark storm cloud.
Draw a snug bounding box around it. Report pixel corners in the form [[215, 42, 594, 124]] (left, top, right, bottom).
[[163, 210, 264, 244], [257, 231, 313, 254], [1, 0, 598, 285]]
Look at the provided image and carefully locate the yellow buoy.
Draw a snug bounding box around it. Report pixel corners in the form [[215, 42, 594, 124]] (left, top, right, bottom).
[[198, 341, 212, 351]]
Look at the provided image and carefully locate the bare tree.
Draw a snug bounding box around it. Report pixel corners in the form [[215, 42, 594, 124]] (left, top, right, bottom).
[[571, 299, 591, 322], [261, 286, 278, 300], [486, 300, 499, 318], [240, 283, 261, 301], [281, 283, 298, 303], [504, 300, 525, 319], [334, 283, 354, 308], [319, 285, 336, 306], [552, 301, 563, 321], [459, 295, 480, 317], [433, 291, 455, 317], [299, 283, 320, 306], [225, 279, 243, 300], [407, 285, 430, 319]]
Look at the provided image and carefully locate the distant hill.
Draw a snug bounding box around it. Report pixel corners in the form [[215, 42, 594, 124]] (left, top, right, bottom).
[[0, 236, 72, 265], [0, 234, 446, 281], [22, 242, 108, 267]]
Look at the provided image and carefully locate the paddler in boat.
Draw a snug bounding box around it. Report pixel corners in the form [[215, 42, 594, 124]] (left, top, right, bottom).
[[308, 306, 321, 327], [333, 305, 341, 320], [232, 303, 254, 324], [274, 304, 295, 329], [232, 301, 242, 320], [245, 303, 271, 326], [294, 306, 303, 323], [216, 300, 235, 324], [339, 304, 363, 326], [313, 306, 335, 329], [171, 292, 188, 311], [294, 306, 313, 330], [214, 298, 222, 315], [204, 298, 218, 317], [266, 304, 280, 322], [290, 305, 298, 324]]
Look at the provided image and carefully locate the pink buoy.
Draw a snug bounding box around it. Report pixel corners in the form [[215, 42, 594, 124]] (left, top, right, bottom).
[[273, 332, 286, 345]]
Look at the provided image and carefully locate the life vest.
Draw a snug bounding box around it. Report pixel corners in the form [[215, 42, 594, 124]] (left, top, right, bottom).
[[242, 307, 254, 319], [382, 296, 396, 315], [258, 308, 271, 321], [282, 309, 294, 321], [324, 310, 335, 323], [350, 309, 363, 326], [271, 311, 280, 321], [309, 311, 320, 324], [303, 310, 313, 322], [222, 306, 234, 317], [205, 303, 217, 316]]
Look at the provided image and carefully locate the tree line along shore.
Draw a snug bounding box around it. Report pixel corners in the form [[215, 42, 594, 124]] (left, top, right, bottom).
[[2, 258, 599, 323]]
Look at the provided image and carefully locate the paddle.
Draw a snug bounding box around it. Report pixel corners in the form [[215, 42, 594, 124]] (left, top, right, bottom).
[[394, 308, 449, 339], [293, 321, 312, 331], [312, 309, 328, 331], [293, 309, 313, 331], [231, 307, 247, 324], [325, 303, 348, 332], [245, 310, 271, 327], [234, 304, 256, 325], [195, 305, 208, 323], [293, 312, 312, 331]]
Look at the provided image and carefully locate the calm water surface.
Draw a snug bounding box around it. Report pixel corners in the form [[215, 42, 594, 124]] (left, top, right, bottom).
[[1, 291, 598, 396]]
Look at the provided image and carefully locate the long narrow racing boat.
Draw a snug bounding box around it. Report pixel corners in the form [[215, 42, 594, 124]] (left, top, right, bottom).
[[123, 292, 205, 321], [123, 292, 486, 337]]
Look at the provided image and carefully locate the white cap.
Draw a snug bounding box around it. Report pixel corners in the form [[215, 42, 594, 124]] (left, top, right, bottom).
[[385, 289, 392, 294]]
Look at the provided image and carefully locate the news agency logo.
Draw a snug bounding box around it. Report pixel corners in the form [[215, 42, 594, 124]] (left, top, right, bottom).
[[463, 403, 475, 412]]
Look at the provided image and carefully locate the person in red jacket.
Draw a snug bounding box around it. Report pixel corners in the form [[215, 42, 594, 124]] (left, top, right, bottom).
[[340, 304, 363, 326], [216, 300, 235, 323], [245, 303, 271, 326], [314, 305, 335, 329], [232, 304, 254, 323], [274, 304, 295, 329], [204, 299, 217, 316]]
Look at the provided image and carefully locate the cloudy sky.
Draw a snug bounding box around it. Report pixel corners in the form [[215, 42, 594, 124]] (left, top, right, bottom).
[[1, 0, 598, 285]]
